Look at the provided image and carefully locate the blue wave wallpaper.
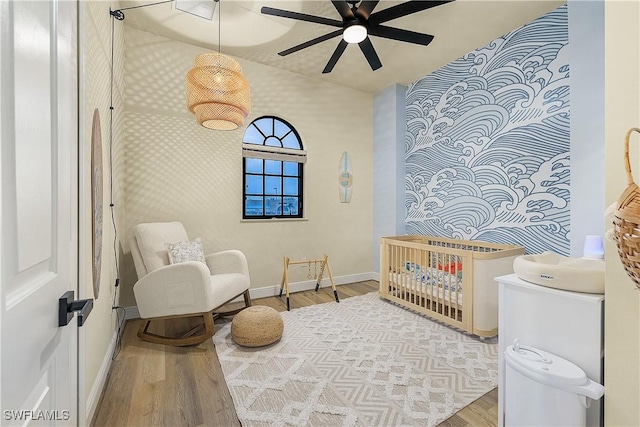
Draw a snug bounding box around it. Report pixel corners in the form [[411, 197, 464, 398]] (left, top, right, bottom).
[[405, 5, 569, 255]]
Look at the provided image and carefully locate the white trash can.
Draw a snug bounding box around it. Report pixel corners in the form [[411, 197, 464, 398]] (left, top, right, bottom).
[[505, 340, 604, 426]]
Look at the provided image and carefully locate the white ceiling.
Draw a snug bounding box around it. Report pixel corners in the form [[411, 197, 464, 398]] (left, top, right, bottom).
[[120, 0, 565, 93]]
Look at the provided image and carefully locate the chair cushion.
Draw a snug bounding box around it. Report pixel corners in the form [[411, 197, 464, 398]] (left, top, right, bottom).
[[135, 222, 189, 273], [166, 238, 206, 265]]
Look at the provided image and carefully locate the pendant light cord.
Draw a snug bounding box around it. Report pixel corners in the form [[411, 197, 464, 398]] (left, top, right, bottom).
[[110, 0, 173, 20], [109, 12, 118, 280], [109, 10, 125, 361], [118, 0, 172, 12], [218, 0, 221, 55]]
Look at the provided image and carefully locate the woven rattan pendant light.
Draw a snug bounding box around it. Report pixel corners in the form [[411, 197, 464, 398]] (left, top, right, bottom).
[[185, 0, 250, 130]]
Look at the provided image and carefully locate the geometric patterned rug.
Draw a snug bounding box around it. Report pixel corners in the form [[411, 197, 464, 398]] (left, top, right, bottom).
[[213, 292, 498, 426]]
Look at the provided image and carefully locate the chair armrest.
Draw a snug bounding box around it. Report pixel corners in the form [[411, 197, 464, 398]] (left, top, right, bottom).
[[133, 261, 215, 319], [205, 250, 250, 277]]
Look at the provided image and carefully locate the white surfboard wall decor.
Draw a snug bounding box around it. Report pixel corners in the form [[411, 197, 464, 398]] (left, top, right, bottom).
[[338, 151, 353, 203]]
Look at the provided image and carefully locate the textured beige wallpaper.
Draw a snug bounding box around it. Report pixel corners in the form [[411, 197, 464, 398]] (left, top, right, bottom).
[[121, 27, 374, 306], [81, 0, 126, 416]]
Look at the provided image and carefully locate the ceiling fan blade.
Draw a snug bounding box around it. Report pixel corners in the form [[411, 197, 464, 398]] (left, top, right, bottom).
[[261, 6, 343, 27], [331, 0, 354, 19], [369, 0, 453, 25], [323, 40, 349, 74], [369, 25, 434, 46], [358, 37, 382, 71], [355, 1, 379, 20], [278, 30, 343, 56]]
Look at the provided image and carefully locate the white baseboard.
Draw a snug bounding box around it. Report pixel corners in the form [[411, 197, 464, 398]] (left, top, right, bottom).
[[124, 305, 140, 320], [85, 330, 118, 426], [248, 271, 378, 299], [123, 272, 379, 319]]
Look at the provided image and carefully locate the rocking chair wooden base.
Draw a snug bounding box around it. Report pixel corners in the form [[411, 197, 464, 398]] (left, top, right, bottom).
[[137, 310, 216, 347], [137, 289, 252, 347], [214, 289, 252, 318]]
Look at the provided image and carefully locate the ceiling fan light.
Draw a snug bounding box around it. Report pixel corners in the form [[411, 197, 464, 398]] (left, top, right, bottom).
[[343, 24, 367, 44]]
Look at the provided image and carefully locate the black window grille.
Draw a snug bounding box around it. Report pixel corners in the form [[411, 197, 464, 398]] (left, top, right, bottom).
[[242, 116, 305, 219]]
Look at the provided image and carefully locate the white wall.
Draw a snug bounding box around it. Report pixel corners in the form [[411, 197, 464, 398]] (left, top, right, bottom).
[[372, 84, 406, 272], [604, 2, 640, 425], [568, 0, 605, 257], [79, 0, 126, 423], [120, 27, 374, 306]]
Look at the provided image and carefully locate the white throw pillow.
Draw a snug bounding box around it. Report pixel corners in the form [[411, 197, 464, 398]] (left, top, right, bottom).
[[166, 238, 206, 265]]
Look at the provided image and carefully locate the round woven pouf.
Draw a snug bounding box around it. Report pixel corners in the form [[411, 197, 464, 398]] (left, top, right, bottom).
[[231, 306, 284, 348]]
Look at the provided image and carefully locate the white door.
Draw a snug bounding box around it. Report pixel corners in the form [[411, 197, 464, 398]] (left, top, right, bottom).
[[1, 0, 78, 425]]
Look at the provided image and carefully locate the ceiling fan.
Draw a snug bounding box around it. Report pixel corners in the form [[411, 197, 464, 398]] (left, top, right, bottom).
[[261, 0, 452, 73]]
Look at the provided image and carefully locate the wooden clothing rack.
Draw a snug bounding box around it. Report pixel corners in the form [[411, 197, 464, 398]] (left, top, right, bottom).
[[280, 254, 339, 311]]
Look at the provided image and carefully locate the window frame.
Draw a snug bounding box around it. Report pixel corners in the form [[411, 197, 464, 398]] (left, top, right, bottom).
[[242, 116, 306, 220]]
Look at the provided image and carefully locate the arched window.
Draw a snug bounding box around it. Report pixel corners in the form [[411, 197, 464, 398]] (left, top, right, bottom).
[[242, 116, 306, 219]]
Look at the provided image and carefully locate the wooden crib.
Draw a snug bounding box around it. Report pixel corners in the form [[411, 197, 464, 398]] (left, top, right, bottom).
[[380, 235, 524, 337]]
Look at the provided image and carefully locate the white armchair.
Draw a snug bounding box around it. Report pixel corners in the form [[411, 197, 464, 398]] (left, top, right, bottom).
[[130, 222, 251, 346]]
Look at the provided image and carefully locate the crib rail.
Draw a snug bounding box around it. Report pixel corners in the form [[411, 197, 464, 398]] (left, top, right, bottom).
[[382, 235, 523, 259]]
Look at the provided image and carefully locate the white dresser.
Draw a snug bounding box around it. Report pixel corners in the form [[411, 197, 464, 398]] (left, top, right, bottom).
[[496, 274, 604, 427]]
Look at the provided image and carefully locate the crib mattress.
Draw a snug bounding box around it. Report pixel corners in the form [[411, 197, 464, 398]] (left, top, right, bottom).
[[390, 273, 463, 306]]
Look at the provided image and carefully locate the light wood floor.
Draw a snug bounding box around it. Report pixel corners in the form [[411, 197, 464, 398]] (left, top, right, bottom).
[[91, 281, 498, 426]]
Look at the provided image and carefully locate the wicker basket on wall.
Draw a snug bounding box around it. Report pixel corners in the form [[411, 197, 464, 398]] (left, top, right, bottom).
[[613, 127, 640, 290]]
